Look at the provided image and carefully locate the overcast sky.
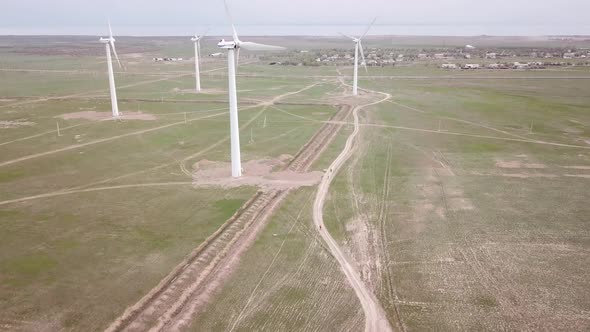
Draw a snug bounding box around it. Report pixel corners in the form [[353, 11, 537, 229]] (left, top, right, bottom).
[[1, 0, 589, 34]]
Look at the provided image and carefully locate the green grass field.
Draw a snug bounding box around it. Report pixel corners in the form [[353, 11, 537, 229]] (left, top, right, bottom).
[[0, 37, 341, 331], [322, 69, 590, 330], [1, 35, 590, 331]]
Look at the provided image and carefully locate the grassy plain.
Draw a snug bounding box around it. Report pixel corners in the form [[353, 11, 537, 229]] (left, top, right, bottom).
[[1, 35, 590, 331], [323, 67, 590, 330], [189, 43, 590, 331], [0, 36, 338, 331]]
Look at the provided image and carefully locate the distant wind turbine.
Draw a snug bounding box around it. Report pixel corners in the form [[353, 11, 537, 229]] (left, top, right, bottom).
[[218, 0, 285, 177], [340, 18, 376, 96], [99, 20, 123, 118], [191, 29, 209, 93]]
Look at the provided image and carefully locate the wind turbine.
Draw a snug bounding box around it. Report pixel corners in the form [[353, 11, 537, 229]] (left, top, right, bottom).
[[100, 21, 123, 118], [340, 18, 376, 96], [191, 29, 209, 93], [218, 0, 285, 178]]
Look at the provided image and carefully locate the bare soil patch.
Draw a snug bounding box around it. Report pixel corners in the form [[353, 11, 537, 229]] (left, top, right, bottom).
[[564, 127, 583, 134], [345, 215, 379, 289], [500, 173, 558, 178], [125, 53, 144, 59], [191, 158, 323, 190], [564, 174, 590, 179], [0, 120, 35, 128], [178, 88, 226, 95], [562, 166, 590, 170], [58, 111, 156, 121], [495, 159, 546, 169]]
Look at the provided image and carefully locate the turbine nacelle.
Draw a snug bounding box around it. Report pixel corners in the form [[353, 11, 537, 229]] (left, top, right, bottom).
[[99, 22, 123, 70], [218, 39, 237, 49]]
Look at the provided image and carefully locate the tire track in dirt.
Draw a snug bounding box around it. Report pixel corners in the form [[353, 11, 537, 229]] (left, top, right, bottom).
[[377, 143, 407, 332], [432, 167, 450, 216], [0, 111, 227, 168], [357, 122, 590, 150], [225, 193, 315, 332], [384, 100, 576, 147], [0, 107, 228, 148], [1, 82, 325, 169], [256, 111, 590, 151], [0, 62, 247, 147], [0, 73, 191, 110], [0, 182, 193, 207], [312, 90, 394, 332], [0, 64, 234, 110], [0, 119, 110, 147]]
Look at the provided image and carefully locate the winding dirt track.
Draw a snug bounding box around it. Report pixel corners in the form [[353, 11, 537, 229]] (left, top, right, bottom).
[[312, 91, 393, 332]]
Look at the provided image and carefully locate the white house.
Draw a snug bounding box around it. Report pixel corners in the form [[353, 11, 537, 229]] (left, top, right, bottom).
[[463, 64, 480, 69], [441, 63, 458, 69]]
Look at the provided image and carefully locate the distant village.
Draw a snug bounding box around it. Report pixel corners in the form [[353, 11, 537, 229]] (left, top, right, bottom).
[[152, 46, 590, 70], [153, 57, 184, 62], [270, 47, 590, 69]]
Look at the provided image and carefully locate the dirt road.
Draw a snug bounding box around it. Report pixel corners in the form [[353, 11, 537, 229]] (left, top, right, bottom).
[[312, 92, 393, 332]]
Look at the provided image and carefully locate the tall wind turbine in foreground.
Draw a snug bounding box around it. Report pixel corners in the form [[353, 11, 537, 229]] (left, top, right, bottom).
[[218, 0, 285, 178], [100, 21, 123, 118], [191, 30, 208, 93], [340, 18, 376, 96]]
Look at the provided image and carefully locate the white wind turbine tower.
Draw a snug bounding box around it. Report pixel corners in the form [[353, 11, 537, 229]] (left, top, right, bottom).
[[191, 29, 209, 93], [218, 0, 285, 178], [340, 18, 376, 96], [100, 21, 123, 118]]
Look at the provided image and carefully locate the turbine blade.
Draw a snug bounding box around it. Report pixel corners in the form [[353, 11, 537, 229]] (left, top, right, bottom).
[[224, 0, 240, 42], [239, 41, 285, 51], [359, 41, 368, 72], [360, 17, 377, 39], [110, 41, 123, 69], [197, 40, 201, 60], [338, 32, 356, 40], [236, 47, 240, 70], [108, 19, 113, 39]]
